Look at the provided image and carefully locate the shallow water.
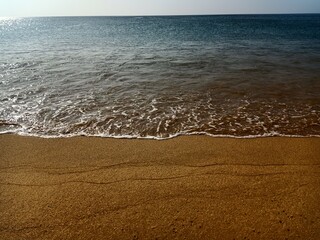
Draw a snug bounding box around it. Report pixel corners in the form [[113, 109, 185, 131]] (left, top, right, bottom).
[[0, 15, 319, 138]]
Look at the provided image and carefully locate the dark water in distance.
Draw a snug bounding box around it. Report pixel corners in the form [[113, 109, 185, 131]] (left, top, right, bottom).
[[0, 15, 320, 139]]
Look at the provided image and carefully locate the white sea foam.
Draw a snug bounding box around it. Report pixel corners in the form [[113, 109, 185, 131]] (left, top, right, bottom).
[[1, 129, 319, 140]]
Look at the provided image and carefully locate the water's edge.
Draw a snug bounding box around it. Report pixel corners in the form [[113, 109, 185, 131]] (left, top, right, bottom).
[[1, 131, 319, 140]]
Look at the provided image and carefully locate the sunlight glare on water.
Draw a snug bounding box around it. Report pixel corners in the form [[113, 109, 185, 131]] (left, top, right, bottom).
[[0, 15, 319, 139]]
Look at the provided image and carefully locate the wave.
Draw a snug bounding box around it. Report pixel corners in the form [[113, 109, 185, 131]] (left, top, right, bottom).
[[1, 129, 319, 140]]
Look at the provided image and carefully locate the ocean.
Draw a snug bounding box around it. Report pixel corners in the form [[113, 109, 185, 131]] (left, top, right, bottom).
[[0, 14, 319, 139]]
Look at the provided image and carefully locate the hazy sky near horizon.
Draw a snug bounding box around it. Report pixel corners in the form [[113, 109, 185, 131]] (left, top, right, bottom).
[[0, 0, 319, 17]]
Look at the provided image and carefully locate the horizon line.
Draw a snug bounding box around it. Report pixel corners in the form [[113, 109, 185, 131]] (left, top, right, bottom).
[[1, 12, 319, 18]]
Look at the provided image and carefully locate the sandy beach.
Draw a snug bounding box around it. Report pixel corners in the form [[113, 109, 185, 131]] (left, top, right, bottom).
[[0, 135, 319, 239]]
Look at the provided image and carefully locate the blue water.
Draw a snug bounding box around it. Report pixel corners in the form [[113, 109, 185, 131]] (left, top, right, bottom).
[[0, 15, 319, 138]]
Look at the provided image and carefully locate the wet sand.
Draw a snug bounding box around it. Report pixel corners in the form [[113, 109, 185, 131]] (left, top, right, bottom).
[[0, 135, 320, 239]]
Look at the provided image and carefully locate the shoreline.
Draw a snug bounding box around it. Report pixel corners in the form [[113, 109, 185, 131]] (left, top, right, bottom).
[[1, 135, 320, 239], [1, 132, 320, 140]]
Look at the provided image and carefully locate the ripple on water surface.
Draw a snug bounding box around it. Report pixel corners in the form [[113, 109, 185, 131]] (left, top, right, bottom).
[[0, 15, 319, 139]]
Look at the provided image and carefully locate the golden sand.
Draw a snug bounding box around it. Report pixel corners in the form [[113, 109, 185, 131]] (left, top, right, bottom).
[[0, 135, 319, 239]]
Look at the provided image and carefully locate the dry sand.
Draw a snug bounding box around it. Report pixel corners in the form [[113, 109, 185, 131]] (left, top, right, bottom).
[[0, 135, 319, 239]]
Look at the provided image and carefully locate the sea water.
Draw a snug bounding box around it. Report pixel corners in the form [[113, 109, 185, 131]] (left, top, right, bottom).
[[0, 15, 319, 139]]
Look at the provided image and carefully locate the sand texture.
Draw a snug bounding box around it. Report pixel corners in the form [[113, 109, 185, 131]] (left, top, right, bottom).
[[0, 135, 320, 239]]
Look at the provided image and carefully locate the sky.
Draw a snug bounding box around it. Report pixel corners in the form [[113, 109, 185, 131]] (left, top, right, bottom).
[[0, 0, 319, 17]]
